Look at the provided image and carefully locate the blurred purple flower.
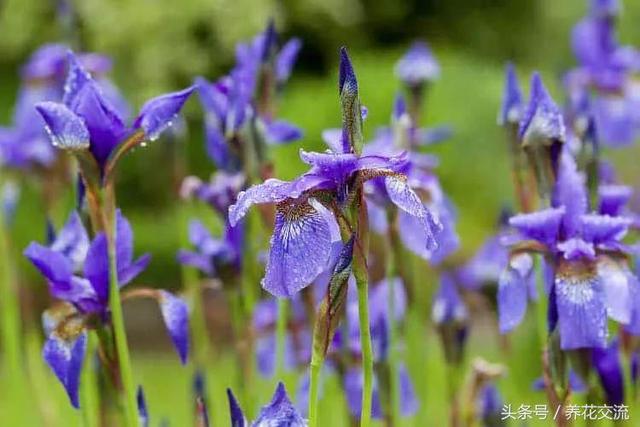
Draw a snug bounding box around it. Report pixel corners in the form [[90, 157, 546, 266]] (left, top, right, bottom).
[[25, 211, 189, 405], [395, 41, 440, 86], [227, 382, 306, 426]]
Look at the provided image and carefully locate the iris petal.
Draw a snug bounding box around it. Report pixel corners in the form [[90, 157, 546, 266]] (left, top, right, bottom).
[[262, 200, 332, 297]]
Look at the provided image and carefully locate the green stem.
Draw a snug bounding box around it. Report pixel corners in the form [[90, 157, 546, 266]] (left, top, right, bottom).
[[106, 211, 139, 427], [81, 332, 100, 427], [0, 185, 22, 391], [356, 275, 373, 427], [275, 298, 288, 379], [308, 352, 323, 427], [533, 256, 548, 350], [386, 212, 400, 426]]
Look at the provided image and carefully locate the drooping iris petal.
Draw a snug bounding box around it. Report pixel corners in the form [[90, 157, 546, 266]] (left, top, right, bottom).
[[35, 102, 90, 151], [132, 86, 194, 140], [498, 253, 534, 333], [158, 291, 190, 364], [555, 261, 608, 350], [598, 257, 636, 324], [385, 175, 440, 250], [592, 340, 624, 405], [188, 220, 224, 256], [263, 200, 332, 297], [509, 207, 565, 247], [43, 330, 87, 408], [253, 382, 306, 426], [227, 389, 247, 427]]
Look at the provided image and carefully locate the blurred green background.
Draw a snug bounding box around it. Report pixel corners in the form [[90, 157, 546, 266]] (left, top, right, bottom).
[[2, 0, 640, 425]]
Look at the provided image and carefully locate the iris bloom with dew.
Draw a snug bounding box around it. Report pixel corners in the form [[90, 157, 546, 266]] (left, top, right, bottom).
[[228, 48, 440, 427], [24, 211, 189, 407], [498, 149, 636, 350], [0, 44, 127, 170]]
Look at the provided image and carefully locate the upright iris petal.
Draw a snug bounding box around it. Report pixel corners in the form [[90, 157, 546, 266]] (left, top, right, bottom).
[[519, 73, 566, 145], [499, 63, 523, 126], [227, 389, 247, 427], [253, 383, 307, 426]]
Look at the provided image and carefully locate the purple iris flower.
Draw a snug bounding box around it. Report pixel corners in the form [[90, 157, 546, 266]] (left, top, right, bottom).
[[178, 172, 245, 275], [24, 211, 189, 406], [177, 219, 242, 277], [229, 53, 440, 298], [1, 44, 130, 170], [500, 149, 634, 349], [35, 51, 193, 174], [228, 143, 440, 297], [567, 0, 640, 147], [395, 41, 440, 87], [195, 22, 302, 171], [227, 382, 307, 426]]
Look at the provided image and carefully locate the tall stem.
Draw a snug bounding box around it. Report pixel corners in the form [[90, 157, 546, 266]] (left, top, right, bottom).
[[81, 332, 100, 427], [308, 350, 323, 427], [355, 275, 373, 427], [0, 183, 22, 402], [104, 198, 138, 427], [275, 298, 288, 379], [386, 211, 400, 425]]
